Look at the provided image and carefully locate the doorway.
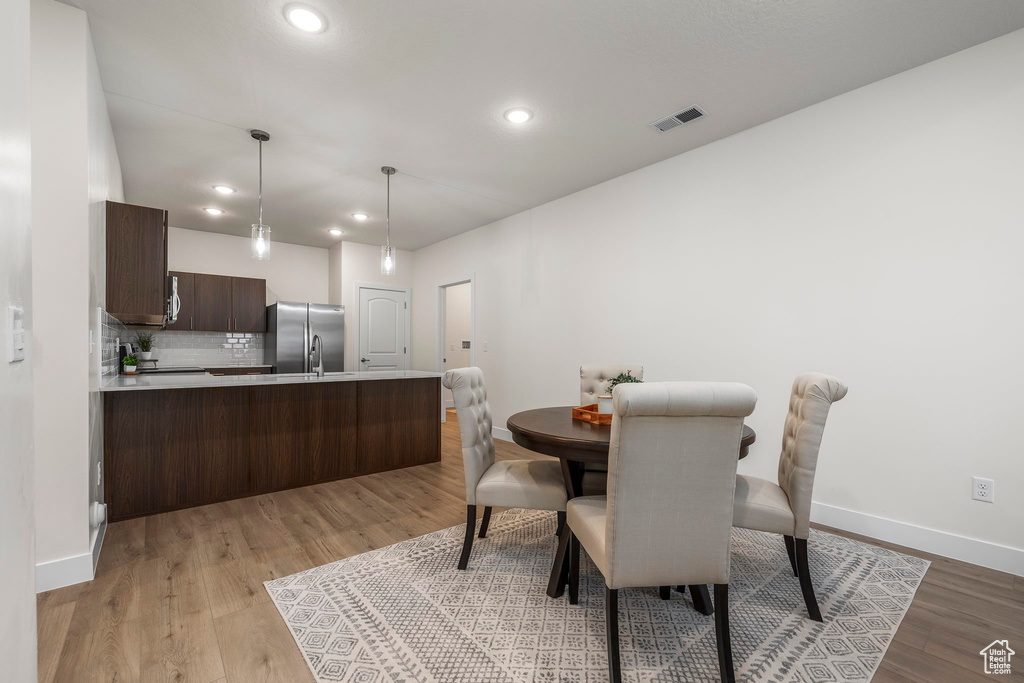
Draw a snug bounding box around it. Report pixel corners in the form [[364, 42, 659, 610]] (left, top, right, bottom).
[[356, 284, 410, 372], [436, 276, 475, 410]]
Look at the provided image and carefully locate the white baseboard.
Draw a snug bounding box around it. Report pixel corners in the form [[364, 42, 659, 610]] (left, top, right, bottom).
[[492, 427, 513, 442], [811, 501, 1023, 576], [445, 398, 455, 409], [91, 518, 106, 575], [36, 519, 106, 593]]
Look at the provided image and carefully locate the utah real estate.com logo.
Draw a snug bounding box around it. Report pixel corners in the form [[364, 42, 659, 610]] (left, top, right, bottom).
[[980, 640, 1014, 675]]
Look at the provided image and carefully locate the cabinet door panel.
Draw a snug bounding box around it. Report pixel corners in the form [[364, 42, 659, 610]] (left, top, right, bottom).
[[231, 277, 267, 332], [194, 274, 233, 332], [356, 378, 441, 473], [104, 388, 249, 520], [249, 383, 358, 491], [165, 271, 195, 331], [105, 201, 167, 324]]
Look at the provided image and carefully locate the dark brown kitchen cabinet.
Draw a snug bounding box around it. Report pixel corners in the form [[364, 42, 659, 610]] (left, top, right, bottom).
[[231, 276, 267, 332], [105, 201, 168, 325], [193, 274, 233, 332], [164, 271, 195, 331], [172, 272, 266, 333]]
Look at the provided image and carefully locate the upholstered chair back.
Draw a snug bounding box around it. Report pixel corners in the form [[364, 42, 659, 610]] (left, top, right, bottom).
[[604, 382, 756, 589], [777, 372, 848, 538], [443, 367, 495, 505], [579, 365, 644, 405]]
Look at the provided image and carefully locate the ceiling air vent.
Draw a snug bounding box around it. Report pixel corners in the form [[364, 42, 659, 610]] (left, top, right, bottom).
[[649, 106, 706, 132]]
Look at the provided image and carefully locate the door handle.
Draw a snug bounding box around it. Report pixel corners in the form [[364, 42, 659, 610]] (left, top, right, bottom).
[[360, 357, 370, 363]]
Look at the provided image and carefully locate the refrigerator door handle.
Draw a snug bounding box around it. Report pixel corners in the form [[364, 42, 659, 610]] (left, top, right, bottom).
[[302, 321, 310, 373]]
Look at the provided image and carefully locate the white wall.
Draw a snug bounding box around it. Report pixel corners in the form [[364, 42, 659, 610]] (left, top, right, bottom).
[[412, 29, 1024, 569], [328, 241, 342, 305], [339, 241, 414, 371], [87, 21, 124, 545], [0, 0, 37, 676], [168, 226, 329, 304], [32, 0, 122, 584]]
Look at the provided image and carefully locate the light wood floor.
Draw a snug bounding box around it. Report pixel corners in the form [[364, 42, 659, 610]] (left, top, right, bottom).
[[38, 410, 1024, 683]]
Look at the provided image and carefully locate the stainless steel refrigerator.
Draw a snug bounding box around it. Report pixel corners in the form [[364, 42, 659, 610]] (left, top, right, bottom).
[[265, 302, 345, 373]]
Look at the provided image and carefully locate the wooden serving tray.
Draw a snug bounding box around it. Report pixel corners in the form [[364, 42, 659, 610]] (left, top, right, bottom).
[[572, 404, 612, 425]]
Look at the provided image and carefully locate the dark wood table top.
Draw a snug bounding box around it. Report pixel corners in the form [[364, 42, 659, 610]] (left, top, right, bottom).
[[507, 406, 756, 464]]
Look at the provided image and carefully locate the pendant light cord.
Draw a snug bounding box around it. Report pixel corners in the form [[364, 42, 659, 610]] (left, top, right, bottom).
[[386, 171, 391, 249], [258, 140, 264, 226]]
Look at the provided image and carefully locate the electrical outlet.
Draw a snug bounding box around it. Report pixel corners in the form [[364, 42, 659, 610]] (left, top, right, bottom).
[[483, 341, 489, 352], [972, 476, 995, 503], [95, 461, 102, 488]]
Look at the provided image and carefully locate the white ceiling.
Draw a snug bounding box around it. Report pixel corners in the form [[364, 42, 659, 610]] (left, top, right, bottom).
[[65, 0, 1024, 250]]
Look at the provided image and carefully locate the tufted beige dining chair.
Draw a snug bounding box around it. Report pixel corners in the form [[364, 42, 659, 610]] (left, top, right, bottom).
[[566, 381, 757, 683], [579, 365, 644, 495], [732, 372, 848, 621], [443, 367, 568, 570], [579, 365, 644, 405]]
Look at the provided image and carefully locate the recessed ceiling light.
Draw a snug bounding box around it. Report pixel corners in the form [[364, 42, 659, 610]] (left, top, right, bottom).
[[504, 108, 533, 124], [351, 213, 368, 221], [329, 228, 343, 236], [203, 208, 224, 215], [213, 185, 235, 194], [284, 4, 326, 32]]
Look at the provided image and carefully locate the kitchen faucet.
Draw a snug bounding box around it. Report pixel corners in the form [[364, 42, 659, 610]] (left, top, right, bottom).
[[309, 334, 324, 377]]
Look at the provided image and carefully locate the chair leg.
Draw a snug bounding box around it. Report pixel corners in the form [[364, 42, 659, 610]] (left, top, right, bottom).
[[795, 538, 823, 622], [675, 585, 687, 595], [457, 505, 476, 570], [714, 584, 735, 683], [783, 535, 798, 577], [568, 531, 580, 605], [556, 510, 566, 536], [478, 506, 492, 538], [606, 587, 622, 683], [659, 586, 671, 600], [689, 585, 714, 615]]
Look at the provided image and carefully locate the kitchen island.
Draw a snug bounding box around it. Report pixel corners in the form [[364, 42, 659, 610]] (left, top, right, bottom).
[[101, 370, 442, 521]]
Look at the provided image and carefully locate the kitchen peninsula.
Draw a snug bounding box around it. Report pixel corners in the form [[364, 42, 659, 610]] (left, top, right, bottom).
[[101, 370, 441, 520]]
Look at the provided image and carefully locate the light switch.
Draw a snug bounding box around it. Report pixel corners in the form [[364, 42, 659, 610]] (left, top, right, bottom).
[[8, 305, 25, 363]]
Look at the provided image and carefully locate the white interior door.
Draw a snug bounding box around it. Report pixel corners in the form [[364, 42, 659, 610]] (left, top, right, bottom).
[[358, 287, 408, 372]]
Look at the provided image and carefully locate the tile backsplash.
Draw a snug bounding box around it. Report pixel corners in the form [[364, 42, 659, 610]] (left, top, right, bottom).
[[100, 309, 129, 378], [149, 330, 265, 367], [99, 309, 265, 372]]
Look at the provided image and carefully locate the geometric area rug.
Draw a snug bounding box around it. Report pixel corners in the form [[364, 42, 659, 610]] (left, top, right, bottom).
[[266, 509, 929, 682]]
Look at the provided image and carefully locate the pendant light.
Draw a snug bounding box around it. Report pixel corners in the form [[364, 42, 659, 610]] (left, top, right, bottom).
[[380, 166, 397, 276], [250, 129, 271, 260]]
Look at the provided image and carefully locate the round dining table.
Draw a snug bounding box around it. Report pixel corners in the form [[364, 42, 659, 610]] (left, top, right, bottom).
[[507, 406, 756, 600]]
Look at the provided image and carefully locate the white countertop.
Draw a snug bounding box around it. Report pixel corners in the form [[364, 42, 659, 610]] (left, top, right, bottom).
[[101, 369, 443, 392]]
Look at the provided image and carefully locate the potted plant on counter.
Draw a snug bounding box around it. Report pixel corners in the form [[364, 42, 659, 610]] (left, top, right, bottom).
[[598, 371, 644, 414], [122, 353, 138, 375], [134, 332, 154, 361]]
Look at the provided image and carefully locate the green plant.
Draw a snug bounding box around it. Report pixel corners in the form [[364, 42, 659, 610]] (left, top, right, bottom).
[[122, 353, 138, 367], [134, 331, 154, 352], [606, 370, 642, 394]]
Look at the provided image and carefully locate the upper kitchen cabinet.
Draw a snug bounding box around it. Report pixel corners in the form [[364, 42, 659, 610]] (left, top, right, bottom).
[[164, 271, 195, 331], [232, 277, 267, 332], [175, 272, 267, 333], [105, 201, 168, 325], [193, 274, 233, 332]]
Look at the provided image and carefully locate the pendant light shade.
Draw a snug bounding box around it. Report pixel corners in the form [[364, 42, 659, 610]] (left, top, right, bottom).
[[381, 244, 396, 276], [250, 129, 271, 261], [380, 166, 397, 276]]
